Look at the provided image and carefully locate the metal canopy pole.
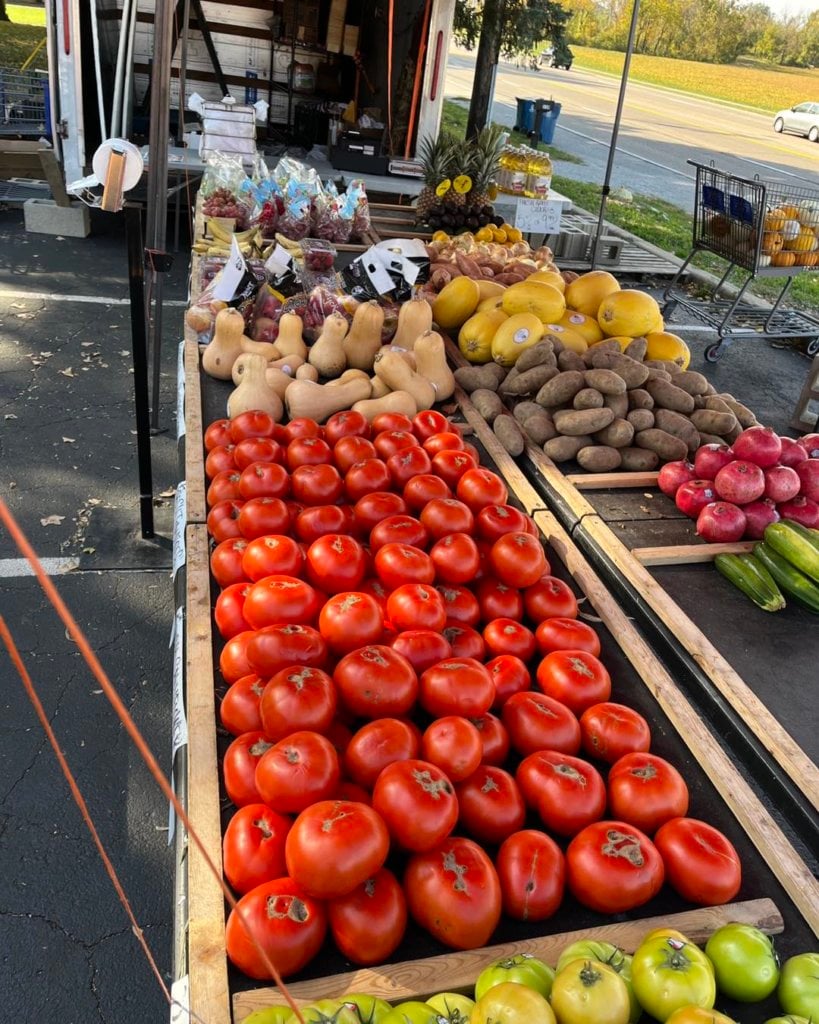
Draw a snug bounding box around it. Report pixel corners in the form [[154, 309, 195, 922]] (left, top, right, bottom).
[[591, 0, 641, 270], [177, 0, 191, 144]]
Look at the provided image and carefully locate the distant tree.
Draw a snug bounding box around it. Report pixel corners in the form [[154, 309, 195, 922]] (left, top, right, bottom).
[[0, 1, 10, 23]]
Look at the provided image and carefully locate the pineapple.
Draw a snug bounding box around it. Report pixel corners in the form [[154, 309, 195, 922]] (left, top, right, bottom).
[[470, 124, 506, 210], [416, 132, 458, 223], [446, 143, 474, 211]]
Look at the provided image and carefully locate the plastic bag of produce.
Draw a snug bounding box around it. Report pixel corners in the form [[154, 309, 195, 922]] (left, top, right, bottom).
[[344, 179, 371, 239], [185, 256, 265, 341], [201, 151, 253, 229], [311, 187, 353, 243]]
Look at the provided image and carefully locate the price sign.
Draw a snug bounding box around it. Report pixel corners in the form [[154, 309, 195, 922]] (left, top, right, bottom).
[[176, 341, 186, 440], [514, 197, 563, 234], [170, 976, 190, 1024], [172, 481, 187, 580], [212, 235, 248, 300], [171, 606, 187, 760]]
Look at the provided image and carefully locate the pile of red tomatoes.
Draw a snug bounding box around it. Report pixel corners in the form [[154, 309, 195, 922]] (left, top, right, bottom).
[[204, 407, 742, 982]]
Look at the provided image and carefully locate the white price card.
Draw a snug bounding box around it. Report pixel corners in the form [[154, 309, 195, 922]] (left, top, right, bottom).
[[264, 242, 293, 276], [212, 234, 247, 300], [170, 975, 190, 1024], [171, 606, 187, 761], [176, 340, 186, 440], [172, 481, 187, 580], [514, 197, 563, 234]]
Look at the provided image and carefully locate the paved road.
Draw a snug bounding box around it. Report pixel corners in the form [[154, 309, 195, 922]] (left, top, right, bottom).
[[445, 53, 819, 211]]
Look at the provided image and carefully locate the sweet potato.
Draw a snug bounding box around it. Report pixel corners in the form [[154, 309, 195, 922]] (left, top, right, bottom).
[[494, 414, 526, 455], [544, 434, 595, 463], [536, 370, 586, 408], [584, 368, 626, 395], [619, 446, 659, 471], [595, 418, 634, 448], [573, 388, 605, 410], [635, 428, 688, 462], [553, 407, 615, 436], [577, 445, 622, 472], [646, 379, 696, 415], [471, 388, 503, 422], [455, 251, 483, 278]]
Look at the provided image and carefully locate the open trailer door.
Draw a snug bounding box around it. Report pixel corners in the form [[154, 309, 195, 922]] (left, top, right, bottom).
[[47, 0, 86, 184], [413, 0, 456, 156]]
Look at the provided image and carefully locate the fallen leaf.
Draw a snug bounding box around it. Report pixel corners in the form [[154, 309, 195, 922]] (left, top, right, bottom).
[[81, 341, 94, 347], [62, 437, 76, 443], [643, 493, 653, 499], [82, 547, 96, 554], [59, 368, 75, 378], [88, 498, 102, 505], [41, 515, 65, 526], [15, 312, 36, 320], [39, 351, 53, 358], [4, 413, 17, 420], [159, 487, 177, 498], [120, 350, 130, 357]]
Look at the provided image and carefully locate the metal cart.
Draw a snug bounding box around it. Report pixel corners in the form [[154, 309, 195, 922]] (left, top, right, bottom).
[[0, 69, 50, 137], [663, 161, 819, 361]]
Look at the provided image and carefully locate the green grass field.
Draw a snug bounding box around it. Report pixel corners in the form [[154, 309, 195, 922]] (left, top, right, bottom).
[[7, 4, 47, 26], [441, 98, 583, 164], [0, 5, 46, 69]]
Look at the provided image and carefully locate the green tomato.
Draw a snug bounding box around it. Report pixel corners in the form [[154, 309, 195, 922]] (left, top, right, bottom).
[[556, 940, 641, 1023], [426, 992, 476, 1022], [342, 995, 395, 1024], [475, 954, 555, 1001], [778, 952, 819, 1019], [632, 936, 716, 1022], [704, 923, 780, 1002], [296, 1000, 363, 1024], [764, 1017, 812, 1024], [381, 1000, 441, 1024], [244, 1009, 294, 1024], [551, 959, 631, 1024], [472, 982, 556, 1024]]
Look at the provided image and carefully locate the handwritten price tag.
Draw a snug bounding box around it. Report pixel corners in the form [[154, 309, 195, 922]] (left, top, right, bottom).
[[176, 341, 186, 440], [172, 481, 187, 580], [514, 197, 563, 234]]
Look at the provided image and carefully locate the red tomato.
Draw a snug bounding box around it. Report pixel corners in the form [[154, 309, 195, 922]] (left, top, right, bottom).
[[536, 650, 612, 715], [223, 803, 291, 894], [483, 618, 537, 661], [430, 532, 480, 585], [345, 459, 391, 502], [259, 665, 337, 741], [305, 534, 367, 594], [285, 500, 305, 528], [486, 654, 531, 708], [319, 591, 384, 654], [246, 623, 327, 678], [374, 429, 417, 461], [334, 435, 377, 473], [404, 836, 501, 949], [211, 537, 249, 588], [204, 418, 232, 451], [241, 534, 302, 582], [476, 504, 530, 542], [233, 437, 284, 471], [285, 799, 390, 899], [442, 624, 486, 661], [325, 719, 354, 757], [335, 781, 371, 804], [470, 712, 511, 766], [432, 449, 479, 489], [389, 629, 451, 674], [214, 582, 253, 639], [455, 765, 526, 844], [420, 498, 475, 540], [496, 829, 565, 921], [375, 543, 435, 588], [238, 462, 290, 501], [237, 497, 291, 540], [412, 409, 449, 440], [423, 431, 465, 454], [434, 584, 480, 627], [219, 629, 256, 684], [524, 576, 579, 622], [223, 730, 273, 806], [456, 468, 509, 513], [477, 577, 524, 622], [230, 410, 276, 443], [419, 657, 494, 718], [334, 644, 418, 717], [386, 583, 447, 632], [579, 702, 651, 764], [353, 491, 408, 535], [370, 514, 429, 553], [220, 673, 265, 735], [403, 473, 451, 512], [344, 718, 421, 789], [205, 444, 237, 479], [243, 575, 322, 630], [292, 463, 343, 505], [294, 504, 353, 544], [328, 867, 407, 966], [372, 411, 413, 434], [207, 499, 244, 542], [360, 577, 390, 612], [283, 417, 322, 443], [489, 532, 548, 588], [530, 750, 607, 836], [387, 446, 433, 488], [566, 820, 665, 913], [535, 617, 601, 656], [653, 817, 741, 905], [504, 692, 582, 757], [255, 731, 340, 813], [207, 469, 243, 507], [225, 877, 326, 980], [286, 436, 333, 470], [421, 716, 483, 782], [372, 759, 458, 851], [324, 410, 370, 446], [607, 752, 689, 834]]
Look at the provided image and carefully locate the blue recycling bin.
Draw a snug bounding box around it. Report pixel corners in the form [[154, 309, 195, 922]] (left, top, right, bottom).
[[514, 97, 536, 134], [536, 100, 562, 145]]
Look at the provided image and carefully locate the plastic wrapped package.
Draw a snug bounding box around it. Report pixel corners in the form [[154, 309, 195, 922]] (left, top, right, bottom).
[[184, 258, 265, 341], [201, 152, 253, 229]]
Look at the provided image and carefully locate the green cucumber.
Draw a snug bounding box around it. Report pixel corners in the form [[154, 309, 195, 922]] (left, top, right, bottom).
[[754, 542, 819, 614], [714, 553, 786, 613], [763, 520, 819, 583], [778, 518, 819, 555]]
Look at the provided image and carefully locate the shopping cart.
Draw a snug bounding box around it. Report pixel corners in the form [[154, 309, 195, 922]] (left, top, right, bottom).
[[663, 160, 819, 361], [0, 68, 50, 138]]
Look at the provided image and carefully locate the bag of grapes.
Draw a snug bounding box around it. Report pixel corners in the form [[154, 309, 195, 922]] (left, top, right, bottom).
[[201, 151, 253, 229]]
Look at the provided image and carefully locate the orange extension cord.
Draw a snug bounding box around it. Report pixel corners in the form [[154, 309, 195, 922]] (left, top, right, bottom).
[[0, 497, 305, 1024]]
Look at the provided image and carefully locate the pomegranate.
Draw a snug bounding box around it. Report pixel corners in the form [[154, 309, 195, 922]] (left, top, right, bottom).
[[797, 433, 819, 459], [657, 460, 696, 498], [779, 436, 808, 468], [763, 464, 801, 503], [777, 495, 819, 529], [714, 460, 765, 505], [796, 459, 819, 502], [742, 499, 780, 540], [696, 502, 747, 543], [675, 479, 718, 519], [731, 426, 782, 468], [693, 443, 734, 480]]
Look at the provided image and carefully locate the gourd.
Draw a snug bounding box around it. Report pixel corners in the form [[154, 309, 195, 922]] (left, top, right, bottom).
[[327, 368, 371, 387], [432, 276, 480, 330], [227, 353, 284, 420], [296, 363, 319, 381], [285, 377, 372, 423], [369, 375, 391, 399], [391, 296, 433, 350], [240, 335, 280, 361], [343, 301, 385, 371], [501, 281, 565, 324], [270, 353, 305, 374], [275, 312, 308, 360], [373, 349, 436, 410], [309, 312, 348, 378], [202, 308, 245, 380], [597, 290, 662, 339], [352, 390, 418, 422], [413, 330, 455, 401]]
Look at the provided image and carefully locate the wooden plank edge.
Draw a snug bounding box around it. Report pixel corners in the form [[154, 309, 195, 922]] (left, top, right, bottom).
[[565, 471, 660, 490], [184, 338, 208, 525], [185, 524, 231, 1024], [233, 899, 781, 1019], [633, 541, 756, 566]]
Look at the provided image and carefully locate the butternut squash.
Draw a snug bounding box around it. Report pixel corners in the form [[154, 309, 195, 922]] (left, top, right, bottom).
[[413, 330, 455, 401], [373, 349, 436, 411], [343, 300, 385, 371], [391, 296, 433, 350], [285, 377, 372, 423], [202, 307, 245, 380], [240, 335, 280, 361], [327, 368, 371, 387], [308, 312, 348, 378], [270, 353, 305, 375], [295, 363, 319, 381], [369, 375, 391, 399], [227, 352, 284, 420], [275, 312, 308, 361], [352, 390, 418, 422]]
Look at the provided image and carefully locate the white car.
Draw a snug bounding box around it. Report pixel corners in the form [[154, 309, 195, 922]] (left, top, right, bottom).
[[773, 101, 819, 142]]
